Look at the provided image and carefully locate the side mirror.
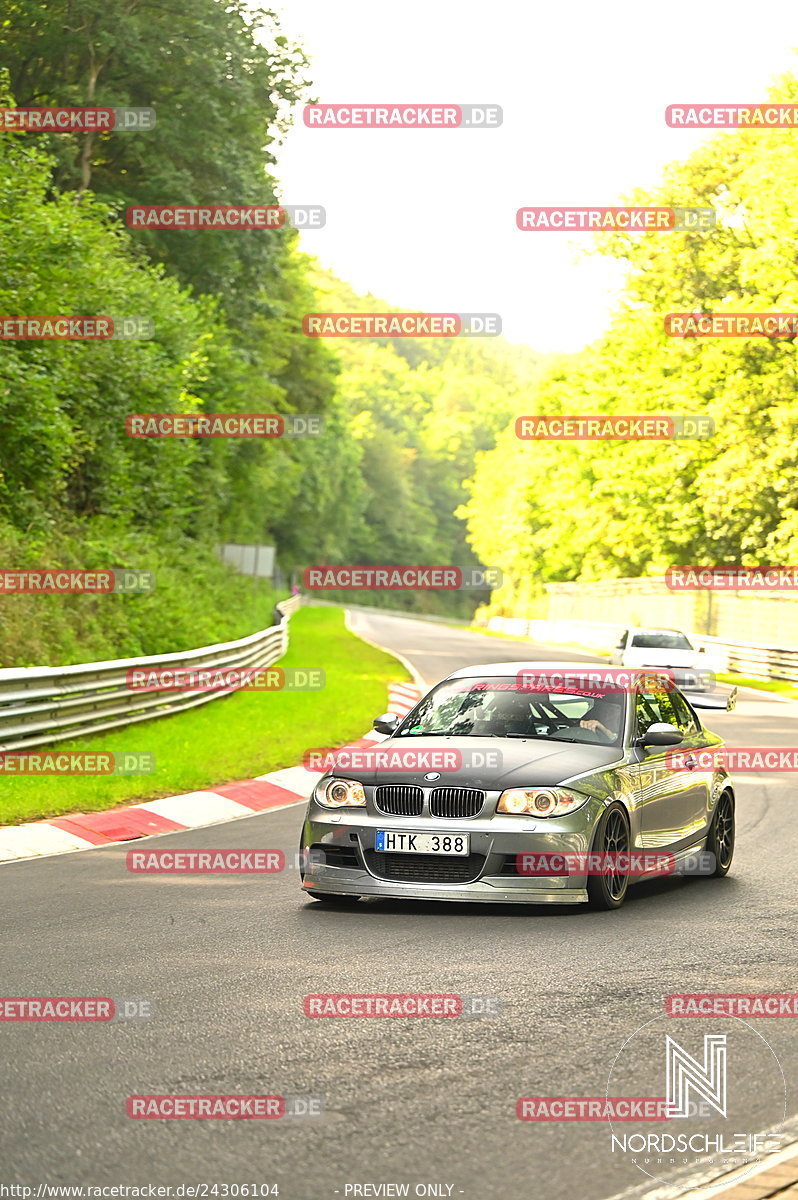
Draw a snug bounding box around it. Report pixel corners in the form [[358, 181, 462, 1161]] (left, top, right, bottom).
[[373, 712, 400, 735], [697, 646, 706, 654], [640, 721, 683, 747]]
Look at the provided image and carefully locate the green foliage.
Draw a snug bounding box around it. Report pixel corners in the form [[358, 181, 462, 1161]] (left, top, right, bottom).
[[0, 0, 547, 662], [463, 71, 798, 613], [0, 14, 340, 664], [8, 5, 798, 663], [0, 517, 278, 666], [0, 130, 228, 536], [2, 0, 311, 317], [300, 268, 545, 615]]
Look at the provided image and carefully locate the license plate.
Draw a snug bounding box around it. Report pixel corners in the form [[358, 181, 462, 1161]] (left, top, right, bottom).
[[375, 831, 470, 856]]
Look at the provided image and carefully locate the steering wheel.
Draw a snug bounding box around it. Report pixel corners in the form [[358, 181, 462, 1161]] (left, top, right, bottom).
[[566, 725, 606, 742], [571, 723, 616, 743]]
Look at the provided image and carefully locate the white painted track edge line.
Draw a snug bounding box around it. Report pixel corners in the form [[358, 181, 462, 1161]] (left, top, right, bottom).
[[0, 795, 309, 867], [344, 608, 425, 688]]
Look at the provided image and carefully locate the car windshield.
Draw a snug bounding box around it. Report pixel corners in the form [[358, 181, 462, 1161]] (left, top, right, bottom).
[[631, 632, 692, 650], [395, 678, 626, 746]]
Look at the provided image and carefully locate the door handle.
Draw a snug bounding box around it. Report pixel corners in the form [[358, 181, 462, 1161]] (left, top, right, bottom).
[[684, 754, 698, 770]]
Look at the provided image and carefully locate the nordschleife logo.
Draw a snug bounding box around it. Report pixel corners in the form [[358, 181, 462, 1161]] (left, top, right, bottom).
[[606, 1015, 787, 1190]]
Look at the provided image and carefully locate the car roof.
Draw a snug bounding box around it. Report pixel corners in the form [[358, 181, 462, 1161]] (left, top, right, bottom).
[[445, 661, 615, 678], [625, 626, 688, 635]]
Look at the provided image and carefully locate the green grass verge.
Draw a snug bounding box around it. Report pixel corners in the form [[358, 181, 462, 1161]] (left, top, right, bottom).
[[0, 606, 410, 826], [715, 671, 798, 699]]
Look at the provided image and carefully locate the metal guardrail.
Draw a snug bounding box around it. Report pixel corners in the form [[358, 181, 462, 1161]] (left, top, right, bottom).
[[310, 599, 473, 627], [485, 615, 798, 684], [692, 634, 798, 683], [0, 595, 301, 753]]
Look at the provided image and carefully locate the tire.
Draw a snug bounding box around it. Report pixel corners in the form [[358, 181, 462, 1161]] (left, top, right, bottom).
[[308, 891, 362, 905], [705, 791, 735, 876], [587, 803, 631, 910]]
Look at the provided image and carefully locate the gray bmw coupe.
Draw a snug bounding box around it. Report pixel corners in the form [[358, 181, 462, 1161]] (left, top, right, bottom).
[[299, 662, 737, 910]]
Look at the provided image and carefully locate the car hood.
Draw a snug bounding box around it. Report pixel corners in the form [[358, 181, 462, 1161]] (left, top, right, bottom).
[[329, 736, 623, 790]]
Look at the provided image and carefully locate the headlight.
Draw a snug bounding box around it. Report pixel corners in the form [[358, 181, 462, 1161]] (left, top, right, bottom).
[[314, 777, 367, 808], [497, 787, 588, 817]]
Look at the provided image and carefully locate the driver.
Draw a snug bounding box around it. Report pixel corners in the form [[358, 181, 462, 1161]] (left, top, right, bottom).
[[580, 695, 623, 742]]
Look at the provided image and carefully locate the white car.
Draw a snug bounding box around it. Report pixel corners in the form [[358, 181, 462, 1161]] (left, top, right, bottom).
[[609, 627, 715, 691]]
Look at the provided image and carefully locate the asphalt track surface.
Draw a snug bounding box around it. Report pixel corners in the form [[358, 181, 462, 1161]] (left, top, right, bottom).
[[2, 610, 797, 1200]]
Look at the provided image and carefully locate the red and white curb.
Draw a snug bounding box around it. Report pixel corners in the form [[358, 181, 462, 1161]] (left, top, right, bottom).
[[0, 681, 423, 864]]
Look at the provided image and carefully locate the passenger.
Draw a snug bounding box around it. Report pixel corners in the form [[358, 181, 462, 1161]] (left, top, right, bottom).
[[486, 690, 534, 737]]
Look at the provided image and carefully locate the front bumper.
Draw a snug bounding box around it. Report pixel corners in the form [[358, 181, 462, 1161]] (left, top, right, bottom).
[[300, 799, 606, 905]]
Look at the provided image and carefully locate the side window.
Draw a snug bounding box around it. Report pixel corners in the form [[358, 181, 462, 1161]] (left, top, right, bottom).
[[669, 690, 700, 736], [635, 692, 657, 736], [635, 689, 678, 736]]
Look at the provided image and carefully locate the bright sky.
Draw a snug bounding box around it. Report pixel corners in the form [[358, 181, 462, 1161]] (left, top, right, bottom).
[[271, 0, 798, 353]]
